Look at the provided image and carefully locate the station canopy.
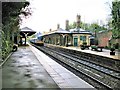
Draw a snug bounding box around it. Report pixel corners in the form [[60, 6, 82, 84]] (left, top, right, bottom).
[[20, 27, 36, 37], [43, 28, 70, 36], [69, 28, 92, 34]]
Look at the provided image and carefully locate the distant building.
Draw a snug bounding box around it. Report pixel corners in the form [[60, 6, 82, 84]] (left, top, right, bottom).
[[42, 26, 72, 46], [69, 14, 92, 46], [70, 28, 92, 46], [42, 15, 92, 47], [97, 30, 112, 47]]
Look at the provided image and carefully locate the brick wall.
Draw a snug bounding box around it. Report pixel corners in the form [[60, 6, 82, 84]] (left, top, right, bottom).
[[97, 30, 112, 47]]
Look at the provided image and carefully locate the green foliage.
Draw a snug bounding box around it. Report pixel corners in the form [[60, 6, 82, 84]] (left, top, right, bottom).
[[104, 46, 109, 49], [69, 21, 107, 33], [82, 41, 87, 45], [1, 30, 12, 59], [2, 2, 30, 25], [80, 22, 90, 30], [69, 22, 76, 29], [112, 1, 120, 39], [1, 2, 30, 60]]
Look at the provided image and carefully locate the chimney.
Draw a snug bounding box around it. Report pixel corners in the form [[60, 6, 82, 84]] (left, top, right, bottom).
[[57, 24, 60, 29], [49, 28, 52, 32], [76, 14, 81, 28], [65, 20, 69, 31]]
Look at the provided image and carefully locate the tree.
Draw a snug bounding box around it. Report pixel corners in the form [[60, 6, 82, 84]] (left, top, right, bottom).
[[1, 2, 31, 60], [69, 20, 107, 33], [69, 22, 76, 29], [112, 1, 120, 39]]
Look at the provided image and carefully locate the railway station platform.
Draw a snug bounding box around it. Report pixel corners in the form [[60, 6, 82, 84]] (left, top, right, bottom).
[[65, 47, 120, 60], [46, 44, 120, 60], [1, 44, 95, 89]]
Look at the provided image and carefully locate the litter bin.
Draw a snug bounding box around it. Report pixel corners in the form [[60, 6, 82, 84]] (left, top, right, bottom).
[[12, 44, 18, 52]]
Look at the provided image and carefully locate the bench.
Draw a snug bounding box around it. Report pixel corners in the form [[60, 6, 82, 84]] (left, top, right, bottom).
[[91, 45, 104, 52], [80, 45, 90, 50]]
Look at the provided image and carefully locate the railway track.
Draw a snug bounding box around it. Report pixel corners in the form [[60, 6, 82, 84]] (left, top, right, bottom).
[[32, 44, 120, 90], [47, 45, 120, 79]]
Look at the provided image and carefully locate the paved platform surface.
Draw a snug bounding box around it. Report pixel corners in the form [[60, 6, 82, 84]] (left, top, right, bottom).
[[47, 44, 120, 60], [2, 46, 59, 89], [65, 46, 120, 60], [2, 45, 95, 89]]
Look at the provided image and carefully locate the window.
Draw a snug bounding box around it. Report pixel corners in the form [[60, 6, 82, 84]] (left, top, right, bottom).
[[80, 36, 83, 40], [80, 36, 86, 41], [83, 36, 86, 41]]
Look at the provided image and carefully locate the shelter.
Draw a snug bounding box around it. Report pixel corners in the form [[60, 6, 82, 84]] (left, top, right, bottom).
[[20, 27, 36, 45]]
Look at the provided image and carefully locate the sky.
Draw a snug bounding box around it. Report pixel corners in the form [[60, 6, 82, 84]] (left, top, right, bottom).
[[20, 0, 113, 33]]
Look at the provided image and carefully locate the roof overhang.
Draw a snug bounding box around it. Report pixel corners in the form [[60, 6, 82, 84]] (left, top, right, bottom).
[[20, 27, 36, 37]]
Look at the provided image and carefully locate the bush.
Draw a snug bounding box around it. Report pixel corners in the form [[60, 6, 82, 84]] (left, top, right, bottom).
[[118, 48, 120, 52], [2, 31, 13, 60], [115, 43, 119, 49], [105, 46, 108, 49], [110, 47, 115, 52], [83, 41, 87, 45]]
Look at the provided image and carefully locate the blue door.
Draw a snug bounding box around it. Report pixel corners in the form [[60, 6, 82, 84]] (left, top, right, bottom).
[[74, 38, 78, 46]]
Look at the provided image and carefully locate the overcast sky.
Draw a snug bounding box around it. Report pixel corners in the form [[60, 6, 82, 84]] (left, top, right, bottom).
[[20, 0, 112, 33]]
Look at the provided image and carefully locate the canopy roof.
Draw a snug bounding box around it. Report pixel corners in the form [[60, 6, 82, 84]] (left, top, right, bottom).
[[70, 28, 92, 34], [55, 28, 70, 34], [43, 28, 92, 36], [20, 27, 36, 37], [43, 28, 70, 36]]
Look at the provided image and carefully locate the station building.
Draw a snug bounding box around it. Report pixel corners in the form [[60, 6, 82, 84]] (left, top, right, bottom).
[[70, 28, 92, 46], [42, 26, 72, 46], [42, 15, 92, 47]]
